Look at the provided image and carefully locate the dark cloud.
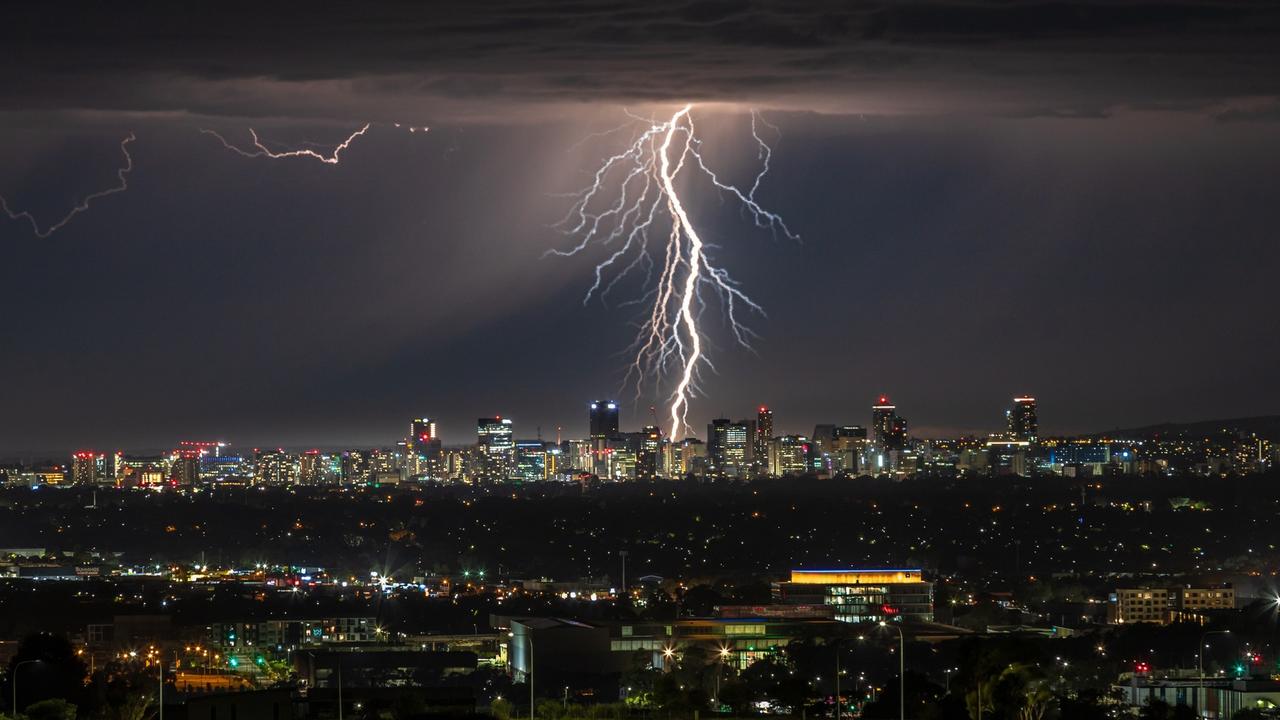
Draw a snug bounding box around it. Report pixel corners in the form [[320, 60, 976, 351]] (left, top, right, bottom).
[[3, 1, 1279, 121]]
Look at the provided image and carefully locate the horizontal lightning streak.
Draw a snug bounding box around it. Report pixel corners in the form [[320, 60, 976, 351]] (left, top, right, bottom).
[[0, 133, 136, 239], [201, 124, 391, 164]]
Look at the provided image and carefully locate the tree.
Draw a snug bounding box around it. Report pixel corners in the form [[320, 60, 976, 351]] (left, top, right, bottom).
[[491, 698, 515, 720], [108, 692, 155, 720], [22, 699, 76, 720], [3, 634, 89, 713]]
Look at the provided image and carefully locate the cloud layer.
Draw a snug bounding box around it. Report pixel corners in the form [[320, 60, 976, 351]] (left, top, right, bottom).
[[5, 1, 1280, 121]]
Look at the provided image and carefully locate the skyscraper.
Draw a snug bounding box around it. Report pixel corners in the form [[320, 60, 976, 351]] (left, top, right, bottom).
[[410, 417, 438, 447], [408, 417, 442, 477], [1008, 396, 1038, 443], [637, 425, 661, 479], [707, 418, 751, 477], [477, 417, 515, 481], [872, 396, 906, 451], [755, 406, 773, 471], [589, 400, 620, 438]]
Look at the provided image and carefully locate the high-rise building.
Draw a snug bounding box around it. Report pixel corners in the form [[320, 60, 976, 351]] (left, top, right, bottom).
[[589, 400, 620, 439], [71, 451, 106, 485], [253, 449, 296, 485], [637, 425, 661, 479], [408, 417, 442, 477], [514, 441, 547, 482], [410, 418, 438, 447], [707, 418, 752, 477], [768, 435, 811, 476], [1007, 396, 1038, 443], [755, 406, 773, 472], [477, 417, 515, 481], [872, 397, 907, 452]]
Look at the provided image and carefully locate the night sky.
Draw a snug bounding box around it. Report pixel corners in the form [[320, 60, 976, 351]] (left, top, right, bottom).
[[3, 2, 1279, 452]]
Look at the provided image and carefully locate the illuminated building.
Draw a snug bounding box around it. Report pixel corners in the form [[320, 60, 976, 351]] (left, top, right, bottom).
[[71, 451, 106, 485], [678, 437, 707, 477], [637, 425, 661, 479], [767, 435, 811, 476], [986, 438, 1031, 477], [707, 418, 752, 477], [342, 450, 372, 485], [1007, 396, 1038, 443], [811, 425, 867, 475], [776, 569, 934, 623], [299, 450, 323, 485], [514, 441, 547, 482], [589, 400, 620, 439], [253, 449, 296, 485], [754, 406, 773, 473], [116, 455, 168, 488], [1109, 585, 1235, 625], [408, 417, 442, 477], [477, 417, 515, 481], [171, 449, 201, 486], [872, 397, 907, 453]]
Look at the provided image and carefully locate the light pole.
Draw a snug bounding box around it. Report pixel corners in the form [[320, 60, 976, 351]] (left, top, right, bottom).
[[12, 659, 42, 715], [879, 621, 905, 720], [1198, 630, 1231, 718], [619, 551, 628, 597], [715, 645, 731, 709]]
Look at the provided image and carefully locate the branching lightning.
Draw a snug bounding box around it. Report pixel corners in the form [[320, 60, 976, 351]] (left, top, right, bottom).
[[551, 104, 796, 439], [201, 123, 427, 164], [0, 133, 136, 239]]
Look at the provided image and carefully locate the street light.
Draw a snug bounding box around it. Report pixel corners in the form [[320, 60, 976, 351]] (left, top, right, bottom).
[[715, 645, 732, 708], [1198, 630, 1231, 718], [12, 659, 42, 715], [879, 621, 905, 720]]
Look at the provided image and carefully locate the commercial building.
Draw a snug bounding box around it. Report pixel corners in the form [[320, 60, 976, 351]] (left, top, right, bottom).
[[754, 406, 773, 473], [514, 441, 547, 482], [1007, 396, 1038, 443], [708, 418, 753, 477], [477, 417, 515, 481], [1109, 585, 1235, 624], [589, 401, 620, 439], [776, 569, 934, 623], [767, 435, 811, 477]]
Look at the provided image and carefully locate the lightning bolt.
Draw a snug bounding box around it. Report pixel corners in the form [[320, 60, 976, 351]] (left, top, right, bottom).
[[0, 133, 136, 239], [201, 123, 427, 163], [551, 104, 796, 439]]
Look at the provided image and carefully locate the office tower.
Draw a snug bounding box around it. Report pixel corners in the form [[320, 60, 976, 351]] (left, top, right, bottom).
[[755, 406, 773, 472], [768, 435, 812, 476], [637, 425, 661, 479], [872, 396, 907, 451], [514, 441, 547, 482], [1008, 396, 1038, 443], [589, 400, 620, 438], [253, 449, 296, 485], [71, 451, 105, 485], [477, 417, 515, 481], [171, 449, 201, 486], [410, 417, 438, 448], [299, 450, 322, 485], [408, 417, 442, 477], [707, 418, 751, 477]]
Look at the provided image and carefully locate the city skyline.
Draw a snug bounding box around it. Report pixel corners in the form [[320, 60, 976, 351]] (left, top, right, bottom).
[[2, 389, 1276, 456]]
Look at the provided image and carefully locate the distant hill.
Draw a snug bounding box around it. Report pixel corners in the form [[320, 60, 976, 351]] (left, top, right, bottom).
[[1092, 415, 1280, 440]]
